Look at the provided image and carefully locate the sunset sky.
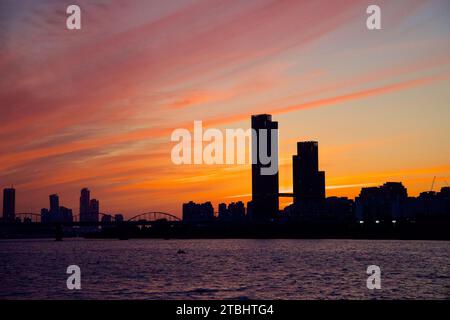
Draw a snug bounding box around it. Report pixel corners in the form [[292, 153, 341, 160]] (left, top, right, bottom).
[[1, 0, 450, 218]]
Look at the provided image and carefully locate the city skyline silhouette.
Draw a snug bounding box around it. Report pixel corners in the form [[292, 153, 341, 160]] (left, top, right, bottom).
[[2, 114, 450, 233]]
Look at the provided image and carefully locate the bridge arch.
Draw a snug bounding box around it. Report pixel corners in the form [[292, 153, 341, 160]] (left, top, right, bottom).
[[16, 213, 41, 223], [127, 212, 181, 222]]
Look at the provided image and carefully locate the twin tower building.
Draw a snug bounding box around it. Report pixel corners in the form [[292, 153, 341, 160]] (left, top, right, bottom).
[[251, 114, 325, 221]]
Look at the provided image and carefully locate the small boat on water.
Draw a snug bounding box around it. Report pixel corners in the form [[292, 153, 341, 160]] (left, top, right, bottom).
[[177, 249, 186, 254]]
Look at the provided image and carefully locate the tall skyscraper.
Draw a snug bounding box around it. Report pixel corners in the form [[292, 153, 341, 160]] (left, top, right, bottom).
[[251, 114, 279, 221], [79, 188, 90, 222], [293, 141, 325, 204], [49, 194, 60, 216], [2, 187, 15, 222], [89, 199, 99, 222]]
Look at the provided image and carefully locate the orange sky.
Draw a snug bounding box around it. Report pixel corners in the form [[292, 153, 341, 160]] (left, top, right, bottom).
[[1, 0, 450, 217]]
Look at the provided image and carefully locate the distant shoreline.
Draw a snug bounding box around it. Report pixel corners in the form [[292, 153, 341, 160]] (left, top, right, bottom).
[[2, 219, 449, 241], [1, 236, 449, 241]]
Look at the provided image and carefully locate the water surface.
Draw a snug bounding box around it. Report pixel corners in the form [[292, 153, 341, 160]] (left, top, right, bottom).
[[0, 239, 448, 299]]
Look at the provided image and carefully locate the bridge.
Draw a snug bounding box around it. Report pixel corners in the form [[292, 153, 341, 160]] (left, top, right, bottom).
[[279, 193, 295, 197], [12, 211, 181, 226], [127, 212, 181, 224], [15, 213, 42, 223]]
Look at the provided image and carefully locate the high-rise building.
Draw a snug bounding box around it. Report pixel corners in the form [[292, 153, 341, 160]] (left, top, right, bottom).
[[101, 214, 112, 224], [40, 208, 50, 224], [355, 182, 408, 221], [246, 201, 254, 220], [251, 114, 279, 221], [43, 194, 73, 223], [89, 199, 99, 222], [218, 203, 228, 220], [59, 206, 73, 223], [182, 201, 214, 223], [79, 188, 90, 222], [2, 187, 15, 222], [292, 141, 325, 204], [49, 194, 60, 216], [218, 202, 246, 222], [228, 201, 245, 221]]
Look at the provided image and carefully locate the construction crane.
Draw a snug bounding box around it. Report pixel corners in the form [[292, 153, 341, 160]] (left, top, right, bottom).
[[430, 176, 436, 192]]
